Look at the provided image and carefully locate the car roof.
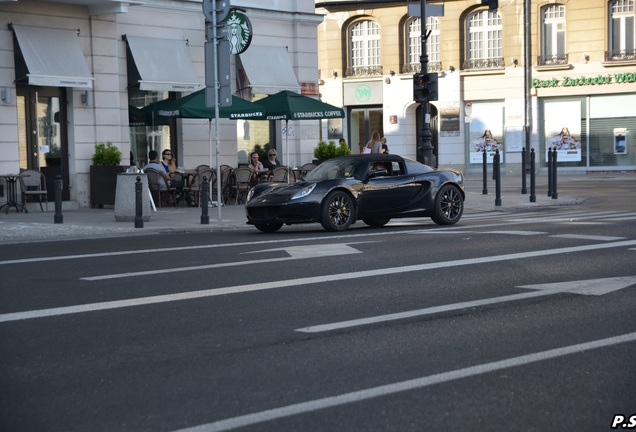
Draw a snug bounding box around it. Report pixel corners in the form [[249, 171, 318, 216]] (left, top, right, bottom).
[[334, 154, 405, 162]]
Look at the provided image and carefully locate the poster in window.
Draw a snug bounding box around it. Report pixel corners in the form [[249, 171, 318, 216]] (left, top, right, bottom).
[[468, 102, 504, 164], [544, 101, 582, 162]]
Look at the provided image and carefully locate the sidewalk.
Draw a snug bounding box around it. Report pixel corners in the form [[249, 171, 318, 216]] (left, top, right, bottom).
[[0, 173, 591, 244]]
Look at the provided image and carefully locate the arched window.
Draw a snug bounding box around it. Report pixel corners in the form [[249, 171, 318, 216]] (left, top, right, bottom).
[[464, 9, 503, 70], [347, 20, 381, 77], [608, 0, 635, 60], [540, 4, 567, 65], [405, 17, 440, 73]]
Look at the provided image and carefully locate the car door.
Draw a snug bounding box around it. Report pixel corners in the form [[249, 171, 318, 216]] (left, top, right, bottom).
[[358, 161, 419, 218]]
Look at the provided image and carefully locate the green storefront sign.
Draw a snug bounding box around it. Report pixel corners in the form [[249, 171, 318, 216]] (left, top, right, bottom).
[[533, 72, 636, 89]]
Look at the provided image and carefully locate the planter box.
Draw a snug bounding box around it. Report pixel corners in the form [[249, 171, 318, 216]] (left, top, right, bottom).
[[90, 165, 127, 208]]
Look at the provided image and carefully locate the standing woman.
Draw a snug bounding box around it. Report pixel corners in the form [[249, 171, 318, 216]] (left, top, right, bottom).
[[364, 131, 382, 154]]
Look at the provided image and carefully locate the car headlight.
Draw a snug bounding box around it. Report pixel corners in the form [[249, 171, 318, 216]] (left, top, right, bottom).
[[246, 187, 255, 202], [291, 183, 316, 200]]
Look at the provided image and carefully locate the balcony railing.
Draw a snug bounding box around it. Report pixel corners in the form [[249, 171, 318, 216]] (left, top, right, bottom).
[[345, 66, 383, 77], [605, 49, 636, 61], [462, 57, 504, 70], [537, 53, 569, 66], [401, 62, 442, 74]]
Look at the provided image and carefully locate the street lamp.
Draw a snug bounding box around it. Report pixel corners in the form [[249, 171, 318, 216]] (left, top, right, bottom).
[[416, 0, 434, 166]]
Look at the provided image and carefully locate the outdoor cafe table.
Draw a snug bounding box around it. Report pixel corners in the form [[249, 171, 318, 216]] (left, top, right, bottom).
[[0, 174, 27, 213]]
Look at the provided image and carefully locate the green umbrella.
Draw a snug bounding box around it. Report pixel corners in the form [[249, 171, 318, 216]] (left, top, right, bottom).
[[255, 90, 345, 165], [142, 90, 266, 221], [141, 89, 266, 120]]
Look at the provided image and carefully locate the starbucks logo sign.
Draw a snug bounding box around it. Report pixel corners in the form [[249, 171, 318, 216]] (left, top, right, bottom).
[[225, 12, 252, 55]]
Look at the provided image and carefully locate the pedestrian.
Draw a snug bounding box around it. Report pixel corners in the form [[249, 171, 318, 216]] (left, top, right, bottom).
[[364, 131, 382, 154]]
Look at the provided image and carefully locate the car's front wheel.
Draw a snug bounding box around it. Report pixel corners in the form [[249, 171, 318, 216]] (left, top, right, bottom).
[[362, 218, 390, 228], [254, 223, 283, 233], [320, 190, 354, 231], [431, 184, 463, 225]]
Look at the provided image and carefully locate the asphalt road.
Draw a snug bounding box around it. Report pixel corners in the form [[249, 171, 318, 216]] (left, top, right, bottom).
[[1, 177, 635, 432]]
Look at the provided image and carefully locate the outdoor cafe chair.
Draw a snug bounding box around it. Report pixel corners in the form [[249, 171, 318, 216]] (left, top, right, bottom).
[[19, 169, 48, 212], [191, 168, 216, 207], [145, 167, 178, 207], [231, 167, 254, 204], [270, 166, 295, 183]]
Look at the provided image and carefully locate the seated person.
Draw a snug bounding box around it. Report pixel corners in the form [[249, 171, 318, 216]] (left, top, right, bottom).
[[248, 151, 269, 183], [144, 150, 170, 190], [262, 149, 282, 180]]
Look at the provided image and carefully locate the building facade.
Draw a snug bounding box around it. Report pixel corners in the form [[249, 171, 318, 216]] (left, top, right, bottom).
[[0, 0, 322, 208], [315, 0, 636, 173]]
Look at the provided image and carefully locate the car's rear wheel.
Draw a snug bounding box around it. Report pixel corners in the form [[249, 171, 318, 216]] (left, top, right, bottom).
[[320, 190, 354, 231], [362, 218, 390, 228], [254, 223, 283, 233], [431, 184, 463, 225]]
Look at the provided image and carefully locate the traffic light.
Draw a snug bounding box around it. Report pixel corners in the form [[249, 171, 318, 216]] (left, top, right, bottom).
[[413, 73, 427, 102], [413, 72, 439, 102], [481, 0, 498, 10]]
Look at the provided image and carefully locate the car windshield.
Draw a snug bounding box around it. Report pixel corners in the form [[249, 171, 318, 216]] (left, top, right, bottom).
[[303, 158, 364, 182]]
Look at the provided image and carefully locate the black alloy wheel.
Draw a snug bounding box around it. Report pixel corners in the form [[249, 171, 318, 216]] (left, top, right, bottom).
[[320, 190, 354, 231], [431, 184, 463, 225]]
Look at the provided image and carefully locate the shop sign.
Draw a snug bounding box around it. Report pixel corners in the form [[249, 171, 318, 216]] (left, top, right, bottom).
[[224, 11, 252, 54], [532, 72, 636, 89]]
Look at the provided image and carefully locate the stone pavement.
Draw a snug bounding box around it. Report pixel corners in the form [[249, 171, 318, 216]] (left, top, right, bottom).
[[0, 173, 592, 244]]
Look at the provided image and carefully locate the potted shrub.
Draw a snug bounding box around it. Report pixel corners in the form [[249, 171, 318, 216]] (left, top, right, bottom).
[[90, 142, 126, 208], [313, 139, 351, 164]]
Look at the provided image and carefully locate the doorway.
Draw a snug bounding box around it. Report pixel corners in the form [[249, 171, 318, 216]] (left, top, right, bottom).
[[349, 107, 383, 154], [16, 86, 69, 200]]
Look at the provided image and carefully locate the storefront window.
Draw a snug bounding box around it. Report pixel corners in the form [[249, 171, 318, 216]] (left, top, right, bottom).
[[128, 89, 171, 167]]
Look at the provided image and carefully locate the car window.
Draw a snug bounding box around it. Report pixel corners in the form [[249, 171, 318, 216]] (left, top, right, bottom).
[[404, 158, 434, 174], [304, 159, 364, 181]]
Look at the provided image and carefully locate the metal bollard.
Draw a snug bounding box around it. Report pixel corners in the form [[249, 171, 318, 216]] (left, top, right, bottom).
[[201, 175, 210, 225], [54, 175, 63, 224], [134, 176, 144, 228], [494, 149, 501, 206], [482, 149, 488, 195], [552, 147, 558, 199], [529, 148, 536, 203], [521, 147, 527, 194], [547, 147, 553, 197]]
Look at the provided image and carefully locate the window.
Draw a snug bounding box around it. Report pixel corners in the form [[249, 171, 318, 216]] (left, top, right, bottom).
[[404, 17, 440, 73], [608, 0, 635, 60], [464, 9, 503, 70], [348, 20, 382, 77], [540, 4, 567, 65]]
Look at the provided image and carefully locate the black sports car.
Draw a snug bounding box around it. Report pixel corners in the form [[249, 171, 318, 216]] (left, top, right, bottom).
[[245, 154, 465, 232]]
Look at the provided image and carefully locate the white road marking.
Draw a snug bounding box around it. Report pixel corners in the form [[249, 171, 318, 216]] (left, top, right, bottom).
[[483, 230, 547, 236], [551, 234, 626, 241], [170, 332, 636, 432], [296, 276, 636, 333], [2, 240, 636, 323], [82, 244, 365, 281]]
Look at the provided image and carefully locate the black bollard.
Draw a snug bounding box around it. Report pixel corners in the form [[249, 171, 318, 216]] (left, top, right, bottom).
[[134, 176, 144, 228], [54, 175, 63, 224], [201, 175, 210, 225], [529, 148, 536, 203], [521, 147, 527, 194], [547, 147, 553, 197], [494, 149, 502, 206], [482, 149, 488, 194], [552, 147, 558, 199]]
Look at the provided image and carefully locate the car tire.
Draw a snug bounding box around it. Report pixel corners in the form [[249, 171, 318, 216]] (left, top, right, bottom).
[[431, 184, 463, 225], [362, 218, 390, 228], [320, 190, 354, 232], [254, 223, 283, 233]]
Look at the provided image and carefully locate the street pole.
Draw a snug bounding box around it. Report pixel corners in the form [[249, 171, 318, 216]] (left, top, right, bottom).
[[524, 0, 532, 176], [418, 0, 435, 167]]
